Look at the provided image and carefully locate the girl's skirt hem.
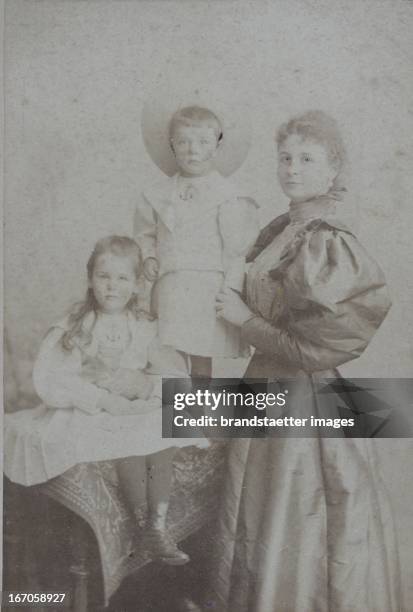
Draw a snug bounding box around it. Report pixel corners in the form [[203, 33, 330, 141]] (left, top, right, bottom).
[[4, 405, 209, 487]]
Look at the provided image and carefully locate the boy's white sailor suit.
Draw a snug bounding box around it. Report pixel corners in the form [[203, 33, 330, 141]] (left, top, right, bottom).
[[134, 171, 259, 357]]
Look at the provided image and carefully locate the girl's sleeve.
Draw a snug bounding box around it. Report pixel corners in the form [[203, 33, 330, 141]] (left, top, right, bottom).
[[219, 197, 260, 291], [242, 225, 392, 372], [146, 338, 189, 378], [134, 193, 158, 263], [145, 339, 190, 400], [33, 327, 108, 414]]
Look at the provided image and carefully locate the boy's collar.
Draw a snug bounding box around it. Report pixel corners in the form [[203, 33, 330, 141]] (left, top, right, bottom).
[[174, 171, 239, 201], [143, 171, 238, 231]]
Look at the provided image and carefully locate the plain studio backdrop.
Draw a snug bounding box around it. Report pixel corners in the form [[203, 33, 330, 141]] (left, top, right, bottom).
[[3, 0, 413, 606]]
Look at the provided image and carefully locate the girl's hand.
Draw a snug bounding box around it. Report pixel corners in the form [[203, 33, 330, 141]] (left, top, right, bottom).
[[216, 289, 255, 327], [98, 392, 160, 416], [130, 397, 161, 414], [96, 369, 154, 400], [98, 393, 134, 415]]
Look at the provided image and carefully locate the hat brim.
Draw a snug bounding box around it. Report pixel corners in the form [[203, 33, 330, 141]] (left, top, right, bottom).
[[141, 83, 251, 177]]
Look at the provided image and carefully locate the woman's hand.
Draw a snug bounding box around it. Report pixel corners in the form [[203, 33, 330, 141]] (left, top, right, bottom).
[[216, 288, 255, 327], [143, 257, 159, 281]]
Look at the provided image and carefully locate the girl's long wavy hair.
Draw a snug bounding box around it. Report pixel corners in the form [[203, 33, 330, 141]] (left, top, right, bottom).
[[61, 236, 148, 352]]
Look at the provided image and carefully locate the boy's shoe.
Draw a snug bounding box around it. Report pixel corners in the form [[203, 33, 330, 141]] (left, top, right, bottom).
[[176, 597, 203, 611], [145, 526, 190, 566]]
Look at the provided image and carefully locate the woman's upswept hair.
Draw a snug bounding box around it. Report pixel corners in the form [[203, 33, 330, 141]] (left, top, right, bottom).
[[169, 105, 224, 143], [276, 110, 347, 190], [61, 236, 145, 352]]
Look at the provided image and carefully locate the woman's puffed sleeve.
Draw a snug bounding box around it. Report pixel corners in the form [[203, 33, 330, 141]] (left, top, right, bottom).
[[219, 197, 260, 291], [134, 192, 158, 263], [33, 327, 107, 414], [242, 225, 391, 372]]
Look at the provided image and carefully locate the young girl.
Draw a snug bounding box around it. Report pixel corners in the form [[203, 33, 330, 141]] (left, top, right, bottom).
[[4, 235, 208, 565], [136, 105, 259, 380]]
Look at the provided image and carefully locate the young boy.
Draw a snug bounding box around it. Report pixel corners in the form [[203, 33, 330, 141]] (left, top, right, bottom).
[[135, 105, 258, 379]]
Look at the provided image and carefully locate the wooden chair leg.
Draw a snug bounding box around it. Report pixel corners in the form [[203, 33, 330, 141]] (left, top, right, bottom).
[[69, 519, 89, 612]]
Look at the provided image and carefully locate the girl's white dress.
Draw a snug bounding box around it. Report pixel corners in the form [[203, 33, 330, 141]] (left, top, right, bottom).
[[4, 311, 207, 486], [135, 172, 259, 357]]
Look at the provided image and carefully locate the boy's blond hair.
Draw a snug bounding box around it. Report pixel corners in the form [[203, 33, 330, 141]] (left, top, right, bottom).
[[169, 106, 223, 143]]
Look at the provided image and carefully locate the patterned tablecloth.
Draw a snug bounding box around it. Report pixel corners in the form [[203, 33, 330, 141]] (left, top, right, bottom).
[[4, 331, 228, 605], [39, 442, 227, 606]]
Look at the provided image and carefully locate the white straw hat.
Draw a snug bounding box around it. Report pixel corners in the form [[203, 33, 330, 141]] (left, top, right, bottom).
[[141, 81, 251, 177]]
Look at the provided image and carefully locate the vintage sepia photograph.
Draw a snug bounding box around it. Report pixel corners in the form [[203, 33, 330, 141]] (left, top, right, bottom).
[[2, 1, 413, 611]]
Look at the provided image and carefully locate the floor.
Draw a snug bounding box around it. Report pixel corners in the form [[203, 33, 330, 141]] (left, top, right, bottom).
[[3, 478, 212, 612]]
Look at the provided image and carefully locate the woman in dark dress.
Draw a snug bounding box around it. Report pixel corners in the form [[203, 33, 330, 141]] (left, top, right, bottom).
[[211, 111, 400, 612]]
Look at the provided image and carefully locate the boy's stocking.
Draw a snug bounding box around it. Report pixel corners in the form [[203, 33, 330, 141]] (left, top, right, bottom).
[[190, 355, 212, 380], [189, 355, 213, 436], [116, 456, 147, 526], [146, 447, 175, 526], [145, 448, 190, 565]]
